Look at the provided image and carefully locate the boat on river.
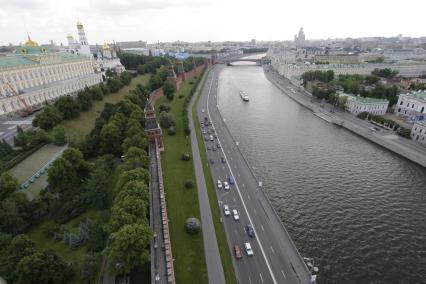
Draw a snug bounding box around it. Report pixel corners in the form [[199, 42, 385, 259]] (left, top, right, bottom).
[[239, 91, 249, 102]]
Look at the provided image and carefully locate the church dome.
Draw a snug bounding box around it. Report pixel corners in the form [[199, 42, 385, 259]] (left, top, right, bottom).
[[102, 42, 110, 50], [25, 35, 38, 47]]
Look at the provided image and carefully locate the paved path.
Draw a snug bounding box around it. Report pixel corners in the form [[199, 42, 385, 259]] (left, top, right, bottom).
[[188, 69, 226, 284]]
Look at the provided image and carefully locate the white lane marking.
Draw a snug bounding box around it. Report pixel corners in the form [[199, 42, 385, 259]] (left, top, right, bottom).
[[254, 208, 257, 215], [248, 276, 252, 284], [206, 68, 278, 284], [259, 273, 264, 283], [281, 270, 287, 279], [247, 194, 251, 200], [270, 246, 275, 253], [242, 183, 245, 187], [261, 225, 265, 231], [232, 195, 236, 202]]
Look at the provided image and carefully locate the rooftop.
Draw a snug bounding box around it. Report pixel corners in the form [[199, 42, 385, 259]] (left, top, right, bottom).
[[414, 120, 426, 127], [0, 52, 89, 69], [345, 94, 389, 104], [145, 117, 159, 130], [401, 90, 426, 101]]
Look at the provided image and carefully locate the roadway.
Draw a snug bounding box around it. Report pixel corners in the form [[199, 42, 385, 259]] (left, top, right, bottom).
[[196, 65, 313, 284], [0, 113, 35, 145]]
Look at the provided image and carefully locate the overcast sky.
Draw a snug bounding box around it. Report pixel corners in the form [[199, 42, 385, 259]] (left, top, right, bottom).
[[1, 0, 425, 46]]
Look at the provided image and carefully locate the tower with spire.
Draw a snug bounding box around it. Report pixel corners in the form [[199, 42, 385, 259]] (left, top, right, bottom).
[[76, 21, 91, 56]]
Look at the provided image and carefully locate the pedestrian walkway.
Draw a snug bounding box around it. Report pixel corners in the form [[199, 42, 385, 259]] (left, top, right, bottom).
[[188, 69, 226, 284]]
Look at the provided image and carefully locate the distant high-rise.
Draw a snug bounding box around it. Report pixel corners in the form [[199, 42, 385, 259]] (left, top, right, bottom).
[[294, 27, 306, 47]]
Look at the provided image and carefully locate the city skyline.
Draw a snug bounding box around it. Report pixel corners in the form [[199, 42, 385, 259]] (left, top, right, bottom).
[[1, 0, 426, 45]]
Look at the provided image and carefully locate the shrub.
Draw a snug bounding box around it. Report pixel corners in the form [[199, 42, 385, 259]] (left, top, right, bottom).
[[397, 127, 411, 138], [185, 218, 200, 234], [51, 125, 67, 145], [184, 180, 194, 189], [181, 153, 191, 161], [159, 112, 175, 128], [167, 127, 176, 136], [158, 104, 171, 113]]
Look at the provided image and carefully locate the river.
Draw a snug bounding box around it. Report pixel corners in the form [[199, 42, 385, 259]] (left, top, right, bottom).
[[216, 56, 426, 283]]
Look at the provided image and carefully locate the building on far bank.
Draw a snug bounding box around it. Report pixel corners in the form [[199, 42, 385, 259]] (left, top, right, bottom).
[[0, 37, 102, 116], [411, 120, 426, 146], [344, 94, 389, 116], [396, 90, 426, 121]]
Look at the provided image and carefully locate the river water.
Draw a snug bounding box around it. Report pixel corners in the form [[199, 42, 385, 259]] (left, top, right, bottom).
[[217, 57, 426, 283]]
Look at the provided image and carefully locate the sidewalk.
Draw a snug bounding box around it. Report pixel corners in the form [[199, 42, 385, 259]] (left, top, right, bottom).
[[188, 68, 226, 284]]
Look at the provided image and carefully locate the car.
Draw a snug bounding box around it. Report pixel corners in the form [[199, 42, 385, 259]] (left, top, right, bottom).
[[202, 108, 205, 113], [217, 180, 222, 189], [223, 204, 230, 216], [207, 145, 211, 150], [213, 134, 217, 138], [201, 123, 204, 128], [232, 209, 239, 221], [369, 127, 377, 132], [202, 129, 207, 134], [224, 181, 230, 190], [212, 146, 217, 151], [217, 143, 221, 148], [221, 157, 226, 163], [234, 245, 242, 259], [210, 135, 214, 141], [244, 242, 254, 256], [229, 175, 235, 184], [204, 136, 209, 141], [246, 224, 255, 238], [209, 159, 215, 164]]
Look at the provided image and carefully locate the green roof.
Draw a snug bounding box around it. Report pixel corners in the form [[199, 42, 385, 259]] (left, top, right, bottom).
[[0, 55, 37, 68], [345, 94, 388, 104], [404, 91, 426, 101]]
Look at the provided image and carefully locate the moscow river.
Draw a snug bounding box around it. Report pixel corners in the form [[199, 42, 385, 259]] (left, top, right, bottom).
[[216, 57, 426, 283]]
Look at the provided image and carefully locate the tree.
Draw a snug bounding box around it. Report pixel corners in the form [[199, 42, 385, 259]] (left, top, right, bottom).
[[87, 221, 108, 253], [185, 218, 200, 234], [51, 125, 66, 145], [32, 106, 63, 130], [122, 134, 148, 154], [159, 111, 175, 128], [47, 158, 80, 193], [167, 126, 176, 136], [163, 81, 176, 101], [81, 253, 100, 282], [109, 199, 148, 233], [105, 223, 152, 275], [148, 74, 163, 91], [90, 86, 104, 100], [16, 249, 73, 284], [119, 71, 132, 86], [122, 147, 149, 170], [0, 172, 19, 200], [115, 168, 149, 191], [0, 234, 36, 282], [100, 122, 123, 155], [184, 180, 194, 189], [86, 155, 115, 209], [77, 89, 93, 111], [54, 96, 80, 119], [106, 77, 123, 93], [181, 153, 191, 161], [115, 181, 149, 205]]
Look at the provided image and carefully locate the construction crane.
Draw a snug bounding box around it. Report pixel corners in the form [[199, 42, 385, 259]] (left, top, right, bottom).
[[1, 79, 33, 116]]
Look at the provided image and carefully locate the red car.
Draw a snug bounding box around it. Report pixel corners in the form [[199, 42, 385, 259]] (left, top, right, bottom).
[[234, 245, 242, 259]]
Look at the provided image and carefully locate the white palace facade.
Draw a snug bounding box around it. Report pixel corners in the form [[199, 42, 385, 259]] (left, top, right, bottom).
[[0, 36, 102, 116]]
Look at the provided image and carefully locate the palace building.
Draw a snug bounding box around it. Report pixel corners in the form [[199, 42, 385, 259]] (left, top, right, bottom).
[[0, 36, 102, 116]]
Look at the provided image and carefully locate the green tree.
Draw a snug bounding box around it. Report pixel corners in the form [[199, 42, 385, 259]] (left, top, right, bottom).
[[77, 89, 93, 111], [122, 134, 148, 153], [115, 181, 149, 205], [0, 172, 19, 200], [51, 125, 67, 145], [115, 168, 149, 191], [81, 253, 100, 282], [90, 85, 105, 100], [159, 111, 175, 128], [185, 217, 200, 234], [119, 71, 132, 86], [106, 77, 123, 93], [122, 146, 149, 170], [0, 234, 36, 282], [100, 122, 123, 155], [47, 158, 79, 193], [32, 106, 63, 130], [163, 81, 176, 101], [54, 96, 80, 119], [105, 223, 152, 275], [86, 155, 115, 209], [16, 249, 73, 284], [109, 199, 148, 233]]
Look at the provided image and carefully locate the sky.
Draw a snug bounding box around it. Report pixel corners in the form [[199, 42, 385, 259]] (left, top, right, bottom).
[[0, 0, 425, 46]]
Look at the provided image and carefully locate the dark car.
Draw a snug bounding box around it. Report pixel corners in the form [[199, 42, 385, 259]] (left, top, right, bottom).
[[209, 159, 215, 164], [246, 224, 255, 238], [221, 157, 226, 163]]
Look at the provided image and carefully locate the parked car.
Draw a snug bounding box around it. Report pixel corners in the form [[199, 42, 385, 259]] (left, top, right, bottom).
[[234, 245, 242, 259], [202, 108, 205, 113], [229, 175, 235, 184], [217, 143, 221, 148], [221, 157, 226, 163], [232, 209, 240, 221], [244, 242, 254, 256], [207, 145, 211, 150], [204, 136, 209, 141], [202, 129, 207, 134], [212, 146, 217, 151], [210, 135, 214, 141], [209, 159, 215, 164], [223, 204, 230, 216], [224, 181, 230, 190], [246, 224, 255, 238], [217, 180, 222, 189]]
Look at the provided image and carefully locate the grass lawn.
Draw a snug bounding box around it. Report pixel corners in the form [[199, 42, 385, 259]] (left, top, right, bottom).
[[63, 74, 149, 143], [155, 78, 208, 284], [192, 74, 237, 284]]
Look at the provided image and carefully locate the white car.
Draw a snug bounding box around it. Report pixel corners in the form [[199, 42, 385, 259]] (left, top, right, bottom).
[[223, 205, 230, 216], [217, 180, 222, 189], [224, 181, 230, 190], [244, 242, 254, 256], [202, 108, 205, 113], [232, 209, 239, 221]]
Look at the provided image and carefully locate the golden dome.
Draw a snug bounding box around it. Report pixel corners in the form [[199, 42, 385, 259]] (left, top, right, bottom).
[[76, 20, 83, 27], [25, 35, 38, 47], [102, 42, 110, 50]]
